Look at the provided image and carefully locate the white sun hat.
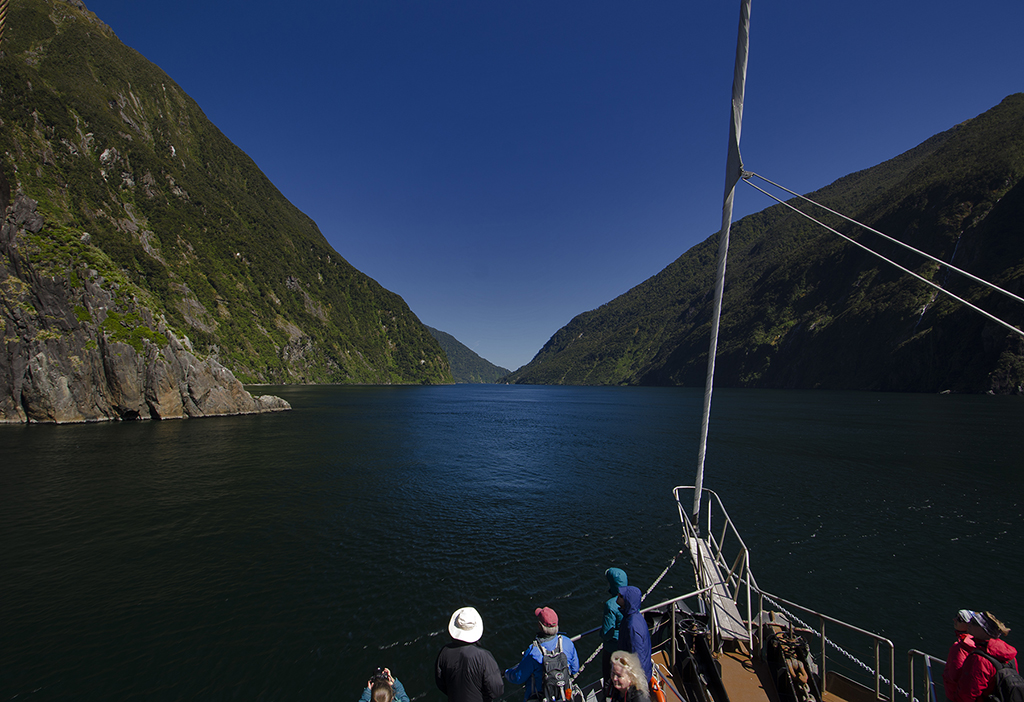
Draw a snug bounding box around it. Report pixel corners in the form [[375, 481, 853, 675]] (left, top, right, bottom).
[[448, 606, 483, 643]]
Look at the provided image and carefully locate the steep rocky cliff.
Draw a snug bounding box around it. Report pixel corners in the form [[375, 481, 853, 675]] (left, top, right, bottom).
[[0, 0, 452, 422], [1, 182, 290, 422]]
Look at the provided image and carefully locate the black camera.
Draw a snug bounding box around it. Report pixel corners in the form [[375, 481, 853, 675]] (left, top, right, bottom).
[[371, 668, 390, 685]]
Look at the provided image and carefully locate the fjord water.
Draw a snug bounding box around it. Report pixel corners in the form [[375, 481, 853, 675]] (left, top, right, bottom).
[[1, 386, 1021, 701]]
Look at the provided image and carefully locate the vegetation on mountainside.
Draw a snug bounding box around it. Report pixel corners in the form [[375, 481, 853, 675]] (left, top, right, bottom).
[[0, 0, 451, 384], [426, 326, 510, 383], [504, 94, 1024, 393]]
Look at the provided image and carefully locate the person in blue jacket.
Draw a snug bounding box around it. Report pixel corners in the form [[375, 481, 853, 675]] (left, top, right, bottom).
[[504, 606, 580, 701], [617, 586, 652, 681], [602, 568, 629, 687], [359, 668, 410, 702]]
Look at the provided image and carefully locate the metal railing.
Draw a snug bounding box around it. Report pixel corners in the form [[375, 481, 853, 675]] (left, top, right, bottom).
[[675, 485, 759, 652], [756, 588, 896, 702], [908, 650, 946, 702], [568, 584, 715, 679], [674, 486, 899, 702], [526, 486, 942, 702]]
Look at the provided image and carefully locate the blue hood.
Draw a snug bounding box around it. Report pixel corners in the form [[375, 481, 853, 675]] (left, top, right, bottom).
[[606, 568, 628, 596], [619, 585, 642, 614]]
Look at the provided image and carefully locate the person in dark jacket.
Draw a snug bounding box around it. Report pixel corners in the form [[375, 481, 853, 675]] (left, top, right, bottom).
[[943, 609, 977, 701], [436, 606, 505, 702], [954, 611, 1018, 702], [617, 586, 652, 682], [602, 568, 629, 686], [504, 606, 580, 701], [608, 650, 651, 702]]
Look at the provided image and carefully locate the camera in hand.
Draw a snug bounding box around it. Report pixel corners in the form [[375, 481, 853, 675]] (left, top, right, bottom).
[[371, 668, 391, 685]]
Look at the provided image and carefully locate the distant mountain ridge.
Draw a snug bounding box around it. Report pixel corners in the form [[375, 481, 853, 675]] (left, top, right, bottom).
[[505, 94, 1024, 393], [426, 327, 510, 383], [0, 0, 451, 421]]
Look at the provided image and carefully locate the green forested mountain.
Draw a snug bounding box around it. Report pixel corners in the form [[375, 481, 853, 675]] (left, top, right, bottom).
[[426, 326, 510, 383], [505, 95, 1024, 393], [0, 0, 450, 396]]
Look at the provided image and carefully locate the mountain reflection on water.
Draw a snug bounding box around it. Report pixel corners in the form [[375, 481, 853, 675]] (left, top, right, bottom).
[[1, 386, 1021, 701]]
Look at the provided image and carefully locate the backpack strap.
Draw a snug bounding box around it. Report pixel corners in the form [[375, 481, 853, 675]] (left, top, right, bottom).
[[535, 636, 563, 656], [971, 649, 1009, 670]]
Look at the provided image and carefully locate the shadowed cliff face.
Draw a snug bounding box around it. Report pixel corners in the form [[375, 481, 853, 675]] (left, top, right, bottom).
[[0, 0, 451, 392], [504, 94, 1024, 392], [0, 192, 289, 423]]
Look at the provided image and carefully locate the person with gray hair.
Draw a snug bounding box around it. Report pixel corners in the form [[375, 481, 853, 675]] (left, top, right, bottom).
[[504, 606, 580, 701], [608, 651, 650, 702]]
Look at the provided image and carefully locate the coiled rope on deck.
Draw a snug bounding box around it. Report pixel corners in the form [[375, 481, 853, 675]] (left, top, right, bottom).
[[760, 593, 916, 702]]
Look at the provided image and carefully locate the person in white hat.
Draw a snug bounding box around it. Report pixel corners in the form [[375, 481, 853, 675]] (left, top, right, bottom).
[[435, 606, 504, 702]]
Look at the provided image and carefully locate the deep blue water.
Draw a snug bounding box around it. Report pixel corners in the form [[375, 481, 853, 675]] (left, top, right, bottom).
[[1, 386, 1021, 701]]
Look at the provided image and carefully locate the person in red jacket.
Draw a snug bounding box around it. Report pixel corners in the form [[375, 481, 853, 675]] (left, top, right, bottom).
[[954, 611, 1017, 702], [944, 609, 978, 701]]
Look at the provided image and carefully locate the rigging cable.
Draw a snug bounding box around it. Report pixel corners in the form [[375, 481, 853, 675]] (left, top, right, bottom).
[[741, 171, 1024, 339]]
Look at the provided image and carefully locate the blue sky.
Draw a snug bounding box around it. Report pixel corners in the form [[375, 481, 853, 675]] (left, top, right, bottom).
[[84, 0, 1022, 372]]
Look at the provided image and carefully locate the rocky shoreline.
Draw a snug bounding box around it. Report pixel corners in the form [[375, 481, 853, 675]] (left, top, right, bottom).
[[1, 188, 290, 424]]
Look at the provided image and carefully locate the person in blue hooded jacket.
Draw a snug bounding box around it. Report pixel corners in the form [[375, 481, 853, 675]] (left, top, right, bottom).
[[616, 585, 652, 681], [602, 568, 629, 686]]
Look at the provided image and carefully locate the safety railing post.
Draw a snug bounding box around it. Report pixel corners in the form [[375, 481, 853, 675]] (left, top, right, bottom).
[[874, 640, 881, 699], [909, 650, 946, 702], [884, 642, 892, 702], [671, 603, 677, 669], [820, 617, 828, 692], [745, 550, 753, 648], [909, 650, 921, 702]]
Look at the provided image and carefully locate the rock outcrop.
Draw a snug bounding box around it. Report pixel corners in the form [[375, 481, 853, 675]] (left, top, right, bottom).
[[0, 188, 290, 423], [0, 0, 451, 388]]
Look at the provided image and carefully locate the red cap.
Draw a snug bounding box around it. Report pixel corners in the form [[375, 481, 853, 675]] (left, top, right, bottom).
[[535, 607, 558, 627]]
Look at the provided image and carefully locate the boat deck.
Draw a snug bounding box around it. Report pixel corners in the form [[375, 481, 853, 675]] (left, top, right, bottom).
[[653, 640, 883, 702], [689, 538, 747, 642], [716, 642, 779, 702], [652, 650, 687, 702]]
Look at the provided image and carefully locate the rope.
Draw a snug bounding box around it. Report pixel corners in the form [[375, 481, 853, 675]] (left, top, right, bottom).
[[741, 173, 1024, 339], [579, 641, 604, 671], [643, 551, 682, 601], [761, 594, 915, 702]]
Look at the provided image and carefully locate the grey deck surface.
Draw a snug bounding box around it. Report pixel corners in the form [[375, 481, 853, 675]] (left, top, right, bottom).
[[689, 536, 749, 642]]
